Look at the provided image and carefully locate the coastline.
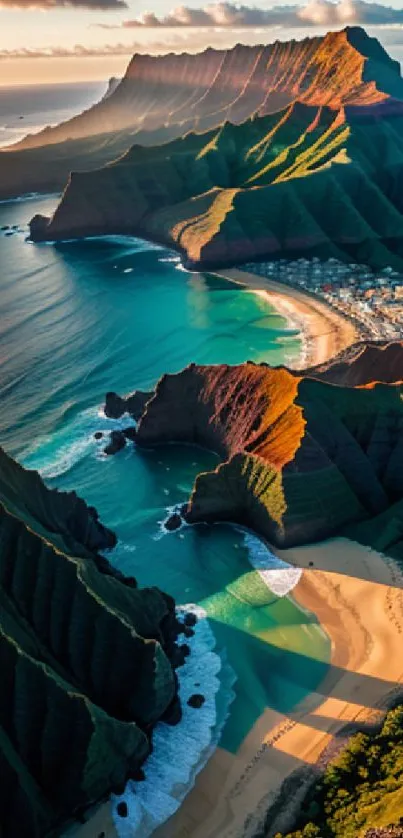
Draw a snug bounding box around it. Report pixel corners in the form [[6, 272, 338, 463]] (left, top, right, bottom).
[[151, 538, 403, 838], [213, 268, 360, 368]]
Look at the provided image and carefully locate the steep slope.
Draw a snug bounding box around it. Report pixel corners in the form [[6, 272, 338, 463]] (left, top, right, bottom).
[[304, 340, 403, 385], [0, 448, 183, 837], [1, 25, 402, 200], [30, 89, 403, 269], [10, 27, 403, 151], [111, 348, 403, 556]]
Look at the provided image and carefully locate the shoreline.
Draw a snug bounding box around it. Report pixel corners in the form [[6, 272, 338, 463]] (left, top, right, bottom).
[[213, 268, 360, 368], [152, 538, 403, 838]]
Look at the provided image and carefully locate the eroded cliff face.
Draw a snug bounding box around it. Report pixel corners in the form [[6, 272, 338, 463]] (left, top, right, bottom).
[[118, 348, 403, 551], [2, 26, 402, 201], [304, 340, 403, 386], [11, 27, 402, 153], [29, 29, 403, 270], [0, 446, 116, 556], [0, 448, 182, 837]]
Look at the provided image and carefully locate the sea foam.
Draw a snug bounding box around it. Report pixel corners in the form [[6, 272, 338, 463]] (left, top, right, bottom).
[[112, 604, 236, 838], [21, 407, 136, 479], [241, 529, 302, 596]]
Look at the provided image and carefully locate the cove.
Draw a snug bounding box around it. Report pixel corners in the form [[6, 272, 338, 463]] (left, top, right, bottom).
[[0, 195, 330, 755]]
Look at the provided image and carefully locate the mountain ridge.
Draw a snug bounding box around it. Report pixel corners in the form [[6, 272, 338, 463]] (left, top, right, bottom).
[[1, 25, 402, 202], [29, 82, 403, 269]]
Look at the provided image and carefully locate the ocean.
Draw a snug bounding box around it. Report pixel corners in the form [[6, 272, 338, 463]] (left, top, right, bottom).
[[0, 81, 106, 147], [0, 195, 330, 833]]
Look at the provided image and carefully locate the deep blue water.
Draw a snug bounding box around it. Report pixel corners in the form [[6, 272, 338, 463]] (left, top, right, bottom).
[[0, 195, 329, 755], [0, 81, 106, 147]]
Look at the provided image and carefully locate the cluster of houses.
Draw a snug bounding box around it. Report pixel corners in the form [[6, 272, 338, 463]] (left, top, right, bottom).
[[242, 257, 403, 340]]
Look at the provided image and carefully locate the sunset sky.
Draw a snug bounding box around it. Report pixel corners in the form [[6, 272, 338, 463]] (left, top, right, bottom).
[[1, 0, 403, 86]]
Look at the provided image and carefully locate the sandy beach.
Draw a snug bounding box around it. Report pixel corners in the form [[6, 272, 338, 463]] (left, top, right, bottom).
[[70, 538, 403, 838], [214, 268, 359, 368], [152, 538, 403, 838], [66, 277, 393, 838]]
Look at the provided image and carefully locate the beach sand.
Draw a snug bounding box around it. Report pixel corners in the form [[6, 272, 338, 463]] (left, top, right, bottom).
[[70, 538, 403, 838], [66, 278, 389, 838], [152, 539, 403, 838], [214, 268, 359, 368]]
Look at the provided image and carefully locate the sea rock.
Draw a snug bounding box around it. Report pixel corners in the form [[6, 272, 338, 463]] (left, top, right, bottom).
[[123, 426, 137, 442], [172, 643, 190, 668], [164, 512, 182, 532], [104, 391, 127, 418], [104, 430, 126, 455], [116, 802, 128, 818], [94, 431, 103, 440], [161, 695, 182, 726], [0, 448, 182, 838], [184, 612, 197, 627], [104, 390, 152, 421], [187, 694, 206, 709]]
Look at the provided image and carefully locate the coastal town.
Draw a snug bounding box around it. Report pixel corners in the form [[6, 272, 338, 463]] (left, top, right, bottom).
[[242, 257, 403, 341]]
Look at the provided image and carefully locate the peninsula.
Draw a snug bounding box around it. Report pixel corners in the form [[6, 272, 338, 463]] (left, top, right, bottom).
[[27, 28, 403, 272], [106, 340, 403, 558]]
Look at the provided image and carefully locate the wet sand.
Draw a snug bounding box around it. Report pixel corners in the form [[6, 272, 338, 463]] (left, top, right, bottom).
[[214, 268, 359, 368]]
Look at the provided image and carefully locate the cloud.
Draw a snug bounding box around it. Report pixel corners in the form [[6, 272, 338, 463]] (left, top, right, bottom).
[[0, 38, 201, 58], [106, 1, 403, 29], [0, 0, 127, 9]]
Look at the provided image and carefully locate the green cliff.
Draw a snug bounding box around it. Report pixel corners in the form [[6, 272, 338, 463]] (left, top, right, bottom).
[[29, 29, 403, 270], [0, 448, 181, 837]]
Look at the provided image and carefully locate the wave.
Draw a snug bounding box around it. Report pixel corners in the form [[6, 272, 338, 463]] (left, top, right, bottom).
[[112, 604, 236, 838], [0, 192, 59, 205], [21, 406, 136, 479], [241, 528, 302, 596], [153, 509, 302, 597]]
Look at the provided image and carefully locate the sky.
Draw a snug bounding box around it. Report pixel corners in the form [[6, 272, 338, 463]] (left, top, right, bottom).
[[1, 0, 403, 86]]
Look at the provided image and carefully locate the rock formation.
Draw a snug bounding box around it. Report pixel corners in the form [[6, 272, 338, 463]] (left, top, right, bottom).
[[113, 343, 403, 558], [0, 447, 184, 837], [28, 28, 403, 270]]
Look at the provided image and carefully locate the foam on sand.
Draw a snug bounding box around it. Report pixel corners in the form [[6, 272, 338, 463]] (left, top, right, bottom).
[[241, 529, 302, 596], [112, 604, 236, 838]]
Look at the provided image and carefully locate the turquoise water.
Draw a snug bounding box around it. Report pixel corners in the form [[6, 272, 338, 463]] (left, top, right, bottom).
[[0, 196, 330, 753]]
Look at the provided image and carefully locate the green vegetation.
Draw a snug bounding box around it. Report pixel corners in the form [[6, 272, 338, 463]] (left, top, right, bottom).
[[0, 448, 180, 837], [276, 706, 403, 838], [33, 97, 403, 271]]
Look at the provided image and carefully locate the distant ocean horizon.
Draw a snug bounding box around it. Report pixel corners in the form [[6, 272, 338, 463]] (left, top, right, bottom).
[[0, 80, 106, 148]]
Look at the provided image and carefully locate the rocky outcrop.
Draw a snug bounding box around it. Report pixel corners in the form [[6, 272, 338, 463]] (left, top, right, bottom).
[[0, 448, 184, 837], [304, 340, 403, 386], [0, 446, 116, 556], [118, 350, 403, 555], [104, 390, 152, 421], [29, 29, 403, 270]]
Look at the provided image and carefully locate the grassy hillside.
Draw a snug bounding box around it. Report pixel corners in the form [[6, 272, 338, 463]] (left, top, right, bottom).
[[0, 449, 181, 837], [32, 92, 403, 269], [124, 360, 403, 554], [275, 705, 403, 838]]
